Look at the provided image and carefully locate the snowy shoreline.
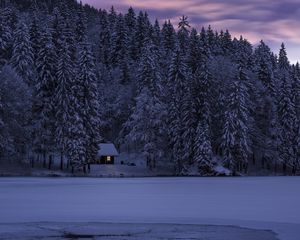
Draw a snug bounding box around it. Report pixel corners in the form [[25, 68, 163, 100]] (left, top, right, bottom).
[[0, 222, 279, 240]]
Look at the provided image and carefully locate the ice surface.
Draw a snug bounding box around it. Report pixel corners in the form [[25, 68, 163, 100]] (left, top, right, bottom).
[[0, 177, 299, 239]]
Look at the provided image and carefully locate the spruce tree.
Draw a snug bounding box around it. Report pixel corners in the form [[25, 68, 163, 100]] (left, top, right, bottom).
[[221, 65, 250, 174], [122, 88, 166, 169], [54, 38, 74, 168], [161, 20, 176, 57], [177, 15, 190, 54], [32, 27, 57, 165], [110, 13, 129, 66], [137, 37, 161, 95], [98, 10, 111, 65], [11, 21, 34, 85], [277, 43, 297, 172], [194, 120, 214, 174], [167, 49, 190, 174], [75, 2, 87, 43], [29, 11, 42, 63], [76, 41, 102, 165], [0, 8, 12, 67]]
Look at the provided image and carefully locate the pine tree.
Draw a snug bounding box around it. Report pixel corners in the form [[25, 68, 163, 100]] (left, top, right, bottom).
[[194, 60, 212, 124], [181, 82, 197, 168], [122, 88, 166, 169], [161, 20, 176, 57], [98, 10, 111, 65], [75, 2, 87, 43], [177, 15, 190, 54], [207, 25, 215, 50], [194, 120, 214, 174], [253, 40, 278, 165], [0, 7, 13, 67], [32, 27, 57, 165], [134, 11, 151, 60], [29, 9, 42, 63], [54, 38, 74, 168], [219, 30, 233, 56], [110, 13, 129, 66], [187, 28, 202, 73], [11, 21, 34, 85], [254, 40, 276, 95], [221, 65, 250, 174], [277, 43, 297, 172], [151, 19, 161, 47], [0, 65, 30, 161], [76, 41, 102, 165], [124, 7, 137, 60], [167, 49, 190, 174], [137, 37, 161, 95]]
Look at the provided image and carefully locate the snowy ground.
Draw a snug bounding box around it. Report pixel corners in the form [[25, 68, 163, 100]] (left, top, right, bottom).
[[0, 177, 299, 240]]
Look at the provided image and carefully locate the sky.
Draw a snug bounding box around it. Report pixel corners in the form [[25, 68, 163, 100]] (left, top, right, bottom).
[[82, 0, 300, 63]]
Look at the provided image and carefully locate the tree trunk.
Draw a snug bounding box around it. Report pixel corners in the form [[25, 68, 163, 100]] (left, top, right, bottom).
[[60, 152, 63, 170], [31, 157, 34, 168], [292, 166, 296, 176], [37, 155, 40, 167], [88, 163, 91, 173], [43, 151, 46, 168], [244, 162, 248, 174], [252, 153, 255, 165], [48, 155, 52, 170], [283, 163, 287, 174]]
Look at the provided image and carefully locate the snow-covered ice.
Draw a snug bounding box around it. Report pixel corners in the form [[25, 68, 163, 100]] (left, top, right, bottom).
[[0, 177, 299, 240]]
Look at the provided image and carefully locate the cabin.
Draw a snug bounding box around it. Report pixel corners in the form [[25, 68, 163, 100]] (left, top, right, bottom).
[[92, 143, 119, 165]]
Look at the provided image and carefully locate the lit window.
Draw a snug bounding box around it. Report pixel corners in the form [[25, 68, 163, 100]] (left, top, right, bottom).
[[107, 156, 111, 161]]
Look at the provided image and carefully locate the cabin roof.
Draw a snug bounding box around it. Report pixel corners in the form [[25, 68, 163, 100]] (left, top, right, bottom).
[[98, 143, 119, 156]]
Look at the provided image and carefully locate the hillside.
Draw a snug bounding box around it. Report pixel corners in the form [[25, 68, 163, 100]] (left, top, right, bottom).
[[0, 0, 299, 176]]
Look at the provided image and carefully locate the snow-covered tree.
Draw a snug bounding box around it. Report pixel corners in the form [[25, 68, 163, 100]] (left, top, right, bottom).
[[167, 49, 190, 174], [221, 64, 250, 174], [75, 2, 87, 43], [0, 8, 13, 67], [0, 65, 30, 161], [161, 20, 177, 57], [277, 44, 297, 172], [122, 88, 167, 169], [110, 14, 129, 66], [177, 15, 190, 54], [11, 21, 34, 85], [194, 120, 214, 175], [32, 27, 57, 165], [54, 38, 74, 168], [76, 41, 102, 165], [137, 37, 161, 95]]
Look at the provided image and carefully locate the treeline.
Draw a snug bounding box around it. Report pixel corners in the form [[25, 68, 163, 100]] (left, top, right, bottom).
[[0, 0, 299, 175]]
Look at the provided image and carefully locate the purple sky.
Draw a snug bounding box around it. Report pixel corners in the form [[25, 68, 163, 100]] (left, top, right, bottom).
[[82, 0, 300, 63]]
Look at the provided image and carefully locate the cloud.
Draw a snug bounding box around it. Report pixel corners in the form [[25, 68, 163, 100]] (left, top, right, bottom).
[[81, 0, 300, 62]]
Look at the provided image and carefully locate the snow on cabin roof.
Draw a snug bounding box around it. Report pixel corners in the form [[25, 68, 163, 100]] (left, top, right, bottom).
[[98, 143, 119, 156]]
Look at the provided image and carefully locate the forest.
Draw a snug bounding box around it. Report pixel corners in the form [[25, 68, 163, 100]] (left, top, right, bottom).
[[0, 0, 300, 175]]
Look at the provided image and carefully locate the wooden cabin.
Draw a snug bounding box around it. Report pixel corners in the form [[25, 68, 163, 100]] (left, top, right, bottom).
[[92, 143, 119, 165]]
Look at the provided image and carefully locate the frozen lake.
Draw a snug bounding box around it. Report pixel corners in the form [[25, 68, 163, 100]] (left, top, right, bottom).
[[0, 177, 299, 239]]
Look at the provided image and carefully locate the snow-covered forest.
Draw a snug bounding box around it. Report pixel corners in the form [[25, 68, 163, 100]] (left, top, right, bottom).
[[0, 0, 300, 175]]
